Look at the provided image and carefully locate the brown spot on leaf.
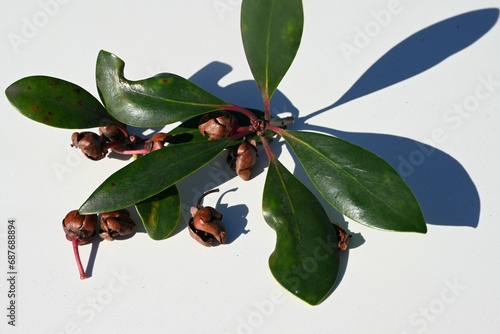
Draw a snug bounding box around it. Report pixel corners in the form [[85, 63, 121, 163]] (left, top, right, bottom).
[[27, 85, 31, 90], [31, 104, 39, 111], [162, 79, 169, 84], [73, 88, 81, 94]]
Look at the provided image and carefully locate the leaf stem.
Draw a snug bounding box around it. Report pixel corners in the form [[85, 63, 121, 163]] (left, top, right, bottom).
[[267, 123, 286, 136], [260, 135, 275, 159], [263, 97, 271, 122]]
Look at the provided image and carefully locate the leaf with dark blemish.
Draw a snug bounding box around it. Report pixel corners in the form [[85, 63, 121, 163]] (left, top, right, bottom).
[[5, 75, 120, 129], [96, 50, 231, 127]]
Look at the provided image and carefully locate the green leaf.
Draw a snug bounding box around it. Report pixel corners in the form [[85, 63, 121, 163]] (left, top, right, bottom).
[[79, 138, 231, 214], [263, 157, 340, 305], [283, 130, 427, 233], [5, 76, 116, 129], [96, 50, 231, 127], [241, 0, 303, 100], [135, 185, 180, 240]]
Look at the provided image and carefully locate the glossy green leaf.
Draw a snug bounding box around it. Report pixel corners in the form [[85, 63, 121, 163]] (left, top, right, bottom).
[[283, 130, 427, 233], [79, 138, 231, 214], [263, 157, 340, 305], [135, 185, 180, 240], [96, 50, 231, 127], [5, 76, 116, 129], [241, 0, 303, 100]]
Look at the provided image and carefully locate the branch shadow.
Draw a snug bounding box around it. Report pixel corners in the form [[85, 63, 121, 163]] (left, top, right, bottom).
[[305, 8, 499, 119]]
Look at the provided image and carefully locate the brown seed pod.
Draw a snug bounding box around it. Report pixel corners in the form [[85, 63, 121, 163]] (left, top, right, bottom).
[[145, 132, 173, 152], [99, 125, 129, 143], [99, 209, 136, 241], [71, 131, 107, 160], [188, 189, 227, 246], [198, 111, 235, 140], [332, 223, 351, 251], [227, 140, 258, 180], [62, 210, 97, 245], [62, 210, 98, 279]]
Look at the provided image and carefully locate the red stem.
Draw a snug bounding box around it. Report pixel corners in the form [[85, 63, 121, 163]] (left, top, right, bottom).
[[223, 104, 258, 120], [259, 135, 275, 160], [113, 148, 150, 155], [267, 123, 285, 136], [103, 142, 124, 150], [263, 97, 271, 122], [72, 239, 86, 280]]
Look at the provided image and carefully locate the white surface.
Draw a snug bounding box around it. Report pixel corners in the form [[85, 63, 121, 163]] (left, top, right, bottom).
[[1, 0, 500, 333]]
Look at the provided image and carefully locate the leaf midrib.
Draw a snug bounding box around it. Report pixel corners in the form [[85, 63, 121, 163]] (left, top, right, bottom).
[[286, 133, 405, 220], [84, 140, 228, 211], [271, 158, 305, 261]]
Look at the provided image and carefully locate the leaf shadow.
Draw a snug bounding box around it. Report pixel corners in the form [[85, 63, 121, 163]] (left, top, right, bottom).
[[290, 126, 481, 228], [287, 9, 492, 229], [305, 8, 499, 119]]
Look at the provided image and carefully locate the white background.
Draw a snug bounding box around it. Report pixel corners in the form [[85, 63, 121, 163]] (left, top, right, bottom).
[[1, 0, 500, 333]]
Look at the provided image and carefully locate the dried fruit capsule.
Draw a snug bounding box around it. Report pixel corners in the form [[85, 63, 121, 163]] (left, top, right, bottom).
[[99, 125, 129, 143], [227, 140, 258, 180], [188, 189, 227, 246], [332, 223, 351, 251], [63, 210, 97, 245], [71, 131, 107, 160], [145, 132, 172, 152], [62, 210, 98, 279], [198, 111, 234, 140], [99, 209, 136, 241]]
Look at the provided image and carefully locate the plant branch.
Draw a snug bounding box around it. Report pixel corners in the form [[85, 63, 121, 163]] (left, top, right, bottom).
[[223, 104, 258, 120]]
